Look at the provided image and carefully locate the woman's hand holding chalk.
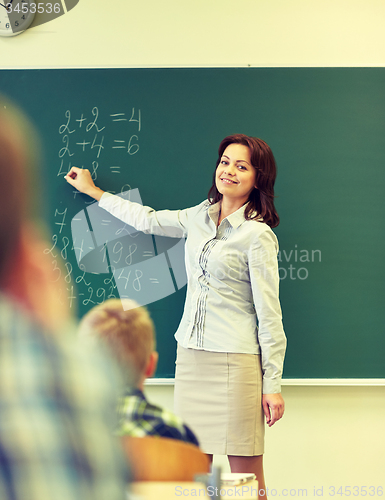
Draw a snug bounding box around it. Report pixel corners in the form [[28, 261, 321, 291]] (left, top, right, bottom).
[[65, 167, 105, 201]]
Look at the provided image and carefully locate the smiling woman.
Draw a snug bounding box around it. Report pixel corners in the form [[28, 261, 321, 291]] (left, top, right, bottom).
[[64, 133, 286, 500], [215, 143, 257, 215], [209, 134, 280, 228]]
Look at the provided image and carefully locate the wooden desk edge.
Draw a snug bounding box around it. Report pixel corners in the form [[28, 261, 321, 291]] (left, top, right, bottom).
[[130, 479, 260, 499]]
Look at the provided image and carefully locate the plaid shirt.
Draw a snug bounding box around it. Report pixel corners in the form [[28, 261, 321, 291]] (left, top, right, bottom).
[[0, 295, 130, 500], [116, 387, 199, 446]]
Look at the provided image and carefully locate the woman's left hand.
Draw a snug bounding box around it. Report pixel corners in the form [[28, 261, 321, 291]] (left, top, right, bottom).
[[262, 393, 285, 427]]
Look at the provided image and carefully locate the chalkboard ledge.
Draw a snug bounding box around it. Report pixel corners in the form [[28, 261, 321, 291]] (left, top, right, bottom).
[[145, 378, 385, 386]]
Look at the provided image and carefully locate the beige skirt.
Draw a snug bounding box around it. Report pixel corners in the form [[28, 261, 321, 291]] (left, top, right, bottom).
[[174, 344, 264, 456]]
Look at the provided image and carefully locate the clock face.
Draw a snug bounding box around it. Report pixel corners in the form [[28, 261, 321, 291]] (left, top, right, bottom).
[[0, 0, 36, 36]]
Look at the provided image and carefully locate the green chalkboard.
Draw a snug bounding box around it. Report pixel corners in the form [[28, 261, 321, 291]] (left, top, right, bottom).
[[1, 68, 384, 379]]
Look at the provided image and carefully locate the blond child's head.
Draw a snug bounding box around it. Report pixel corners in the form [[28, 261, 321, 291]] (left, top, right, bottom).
[[79, 299, 157, 387]]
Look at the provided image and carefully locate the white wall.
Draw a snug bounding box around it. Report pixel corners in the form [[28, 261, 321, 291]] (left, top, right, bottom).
[[2, 0, 385, 496], [2, 0, 385, 68]]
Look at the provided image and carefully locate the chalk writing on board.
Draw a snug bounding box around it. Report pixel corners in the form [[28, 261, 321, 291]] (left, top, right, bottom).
[[47, 105, 187, 313]]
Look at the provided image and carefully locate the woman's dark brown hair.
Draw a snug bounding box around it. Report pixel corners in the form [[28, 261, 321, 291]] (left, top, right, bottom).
[[208, 134, 279, 228]]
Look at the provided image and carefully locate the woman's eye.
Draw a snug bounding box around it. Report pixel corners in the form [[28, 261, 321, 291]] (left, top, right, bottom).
[[238, 165, 246, 170]]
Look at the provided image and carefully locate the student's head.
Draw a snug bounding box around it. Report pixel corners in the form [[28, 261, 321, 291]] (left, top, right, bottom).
[[0, 100, 32, 288], [208, 134, 280, 228], [78, 299, 158, 387], [0, 96, 70, 331]]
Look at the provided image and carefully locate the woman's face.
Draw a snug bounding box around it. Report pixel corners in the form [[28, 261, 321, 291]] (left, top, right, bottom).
[[215, 143, 256, 206]]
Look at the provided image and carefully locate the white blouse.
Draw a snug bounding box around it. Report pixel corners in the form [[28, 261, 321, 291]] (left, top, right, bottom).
[[99, 192, 286, 394]]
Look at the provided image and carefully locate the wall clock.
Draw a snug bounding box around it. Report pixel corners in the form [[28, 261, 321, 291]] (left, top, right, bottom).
[[0, 0, 36, 37]]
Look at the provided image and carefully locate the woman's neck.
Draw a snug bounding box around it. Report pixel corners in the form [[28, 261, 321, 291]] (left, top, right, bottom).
[[218, 197, 247, 225]]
